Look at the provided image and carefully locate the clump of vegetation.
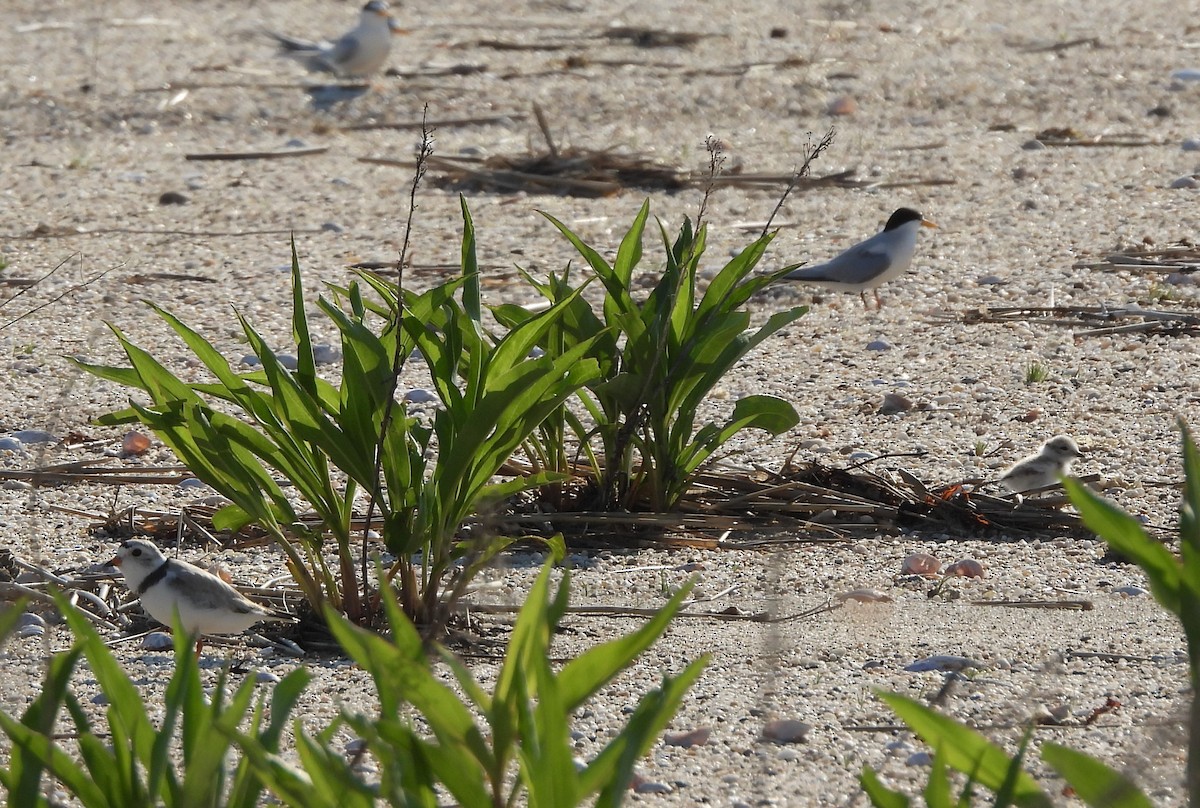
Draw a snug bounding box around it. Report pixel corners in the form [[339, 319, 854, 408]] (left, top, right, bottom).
[[0, 562, 705, 808], [1023, 360, 1049, 384], [75, 185, 807, 629], [494, 200, 807, 511]]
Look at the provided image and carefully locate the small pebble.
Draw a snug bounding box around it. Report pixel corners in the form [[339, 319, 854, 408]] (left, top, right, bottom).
[[312, 344, 342, 365], [255, 670, 282, 684], [142, 632, 175, 651], [826, 95, 857, 116], [761, 719, 811, 743], [240, 355, 262, 366], [276, 354, 299, 370], [634, 781, 673, 794], [878, 392, 913, 415], [403, 388, 438, 404], [1021, 139, 1046, 150], [906, 751, 933, 767], [905, 655, 980, 673], [321, 222, 345, 233], [1170, 175, 1200, 189], [0, 437, 24, 452], [11, 430, 55, 444], [663, 727, 711, 748], [1182, 138, 1200, 152], [178, 477, 209, 489], [866, 339, 892, 352], [1112, 585, 1148, 597], [838, 588, 893, 603], [158, 191, 188, 205], [1170, 68, 1200, 81]]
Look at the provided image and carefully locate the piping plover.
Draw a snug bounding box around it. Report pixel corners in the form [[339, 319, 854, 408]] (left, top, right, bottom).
[[782, 208, 937, 309], [999, 435, 1084, 494], [110, 539, 294, 654], [267, 0, 395, 78]]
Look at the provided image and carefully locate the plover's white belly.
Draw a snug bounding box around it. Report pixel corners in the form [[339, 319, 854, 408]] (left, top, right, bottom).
[[139, 585, 265, 636]]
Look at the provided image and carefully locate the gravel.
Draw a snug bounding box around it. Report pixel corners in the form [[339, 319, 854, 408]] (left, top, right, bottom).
[[1, 0, 1195, 803]]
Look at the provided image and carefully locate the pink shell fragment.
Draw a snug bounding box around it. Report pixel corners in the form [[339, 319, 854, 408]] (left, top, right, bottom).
[[663, 727, 711, 748], [946, 559, 985, 578], [900, 553, 941, 577], [122, 430, 152, 455]]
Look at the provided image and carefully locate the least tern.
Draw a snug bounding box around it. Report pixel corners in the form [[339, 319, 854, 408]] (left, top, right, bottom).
[[110, 539, 294, 655], [999, 435, 1084, 494], [782, 207, 937, 309], [268, 0, 395, 78]]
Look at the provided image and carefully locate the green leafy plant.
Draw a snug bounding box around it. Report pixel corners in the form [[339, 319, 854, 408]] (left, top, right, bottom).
[[0, 592, 307, 807], [231, 559, 708, 807], [494, 201, 807, 510], [864, 423, 1200, 806], [74, 198, 601, 626], [384, 198, 603, 624]]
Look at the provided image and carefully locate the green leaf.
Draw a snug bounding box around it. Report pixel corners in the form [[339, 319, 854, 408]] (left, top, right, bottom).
[[3, 638, 87, 808], [1064, 477, 1182, 614], [588, 656, 708, 806], [324, 600, 495, 805], [558, 578, 695, 712], [876, 692, 1053, 808], [860, 766, 911, 808], [1041, 743, 1153, 808], [923, 747, 955, 808]]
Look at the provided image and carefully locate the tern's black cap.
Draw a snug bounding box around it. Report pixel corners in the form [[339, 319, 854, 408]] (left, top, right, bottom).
[[883, 208, 925, 230]]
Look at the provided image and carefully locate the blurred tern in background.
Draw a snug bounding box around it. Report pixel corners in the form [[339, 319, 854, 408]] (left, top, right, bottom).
[[267, 0, 396, 78]]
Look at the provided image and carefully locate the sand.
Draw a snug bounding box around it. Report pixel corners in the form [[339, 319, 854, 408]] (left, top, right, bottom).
[[2, 0, 1199, 803]]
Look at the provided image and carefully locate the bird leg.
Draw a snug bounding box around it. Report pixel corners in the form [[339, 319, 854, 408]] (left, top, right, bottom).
[[873, 289, 884, 310], [859, 291, 870, 309]]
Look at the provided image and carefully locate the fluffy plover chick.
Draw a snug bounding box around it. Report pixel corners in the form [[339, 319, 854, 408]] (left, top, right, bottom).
[[999, 435, 1084, 494]]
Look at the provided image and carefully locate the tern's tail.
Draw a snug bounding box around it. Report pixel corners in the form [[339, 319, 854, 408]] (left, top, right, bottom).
[[265, 30, 322, 53]]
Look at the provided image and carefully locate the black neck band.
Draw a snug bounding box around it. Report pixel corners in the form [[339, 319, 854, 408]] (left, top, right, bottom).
[[137, 559, 171, 596]]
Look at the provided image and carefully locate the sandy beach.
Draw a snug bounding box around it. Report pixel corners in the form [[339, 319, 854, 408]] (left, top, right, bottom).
[[2, 0, 1199, 803]]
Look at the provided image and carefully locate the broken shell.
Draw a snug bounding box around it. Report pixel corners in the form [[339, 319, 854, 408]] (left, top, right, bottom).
[[663, 727, 711, 748], [946, 559, 985, 578], [837, 588, 894, 603], [122, 430, 152, 455], [878, 392, 914, 415], [761, 719, 811, 743], [900, 553, 941, 577]]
